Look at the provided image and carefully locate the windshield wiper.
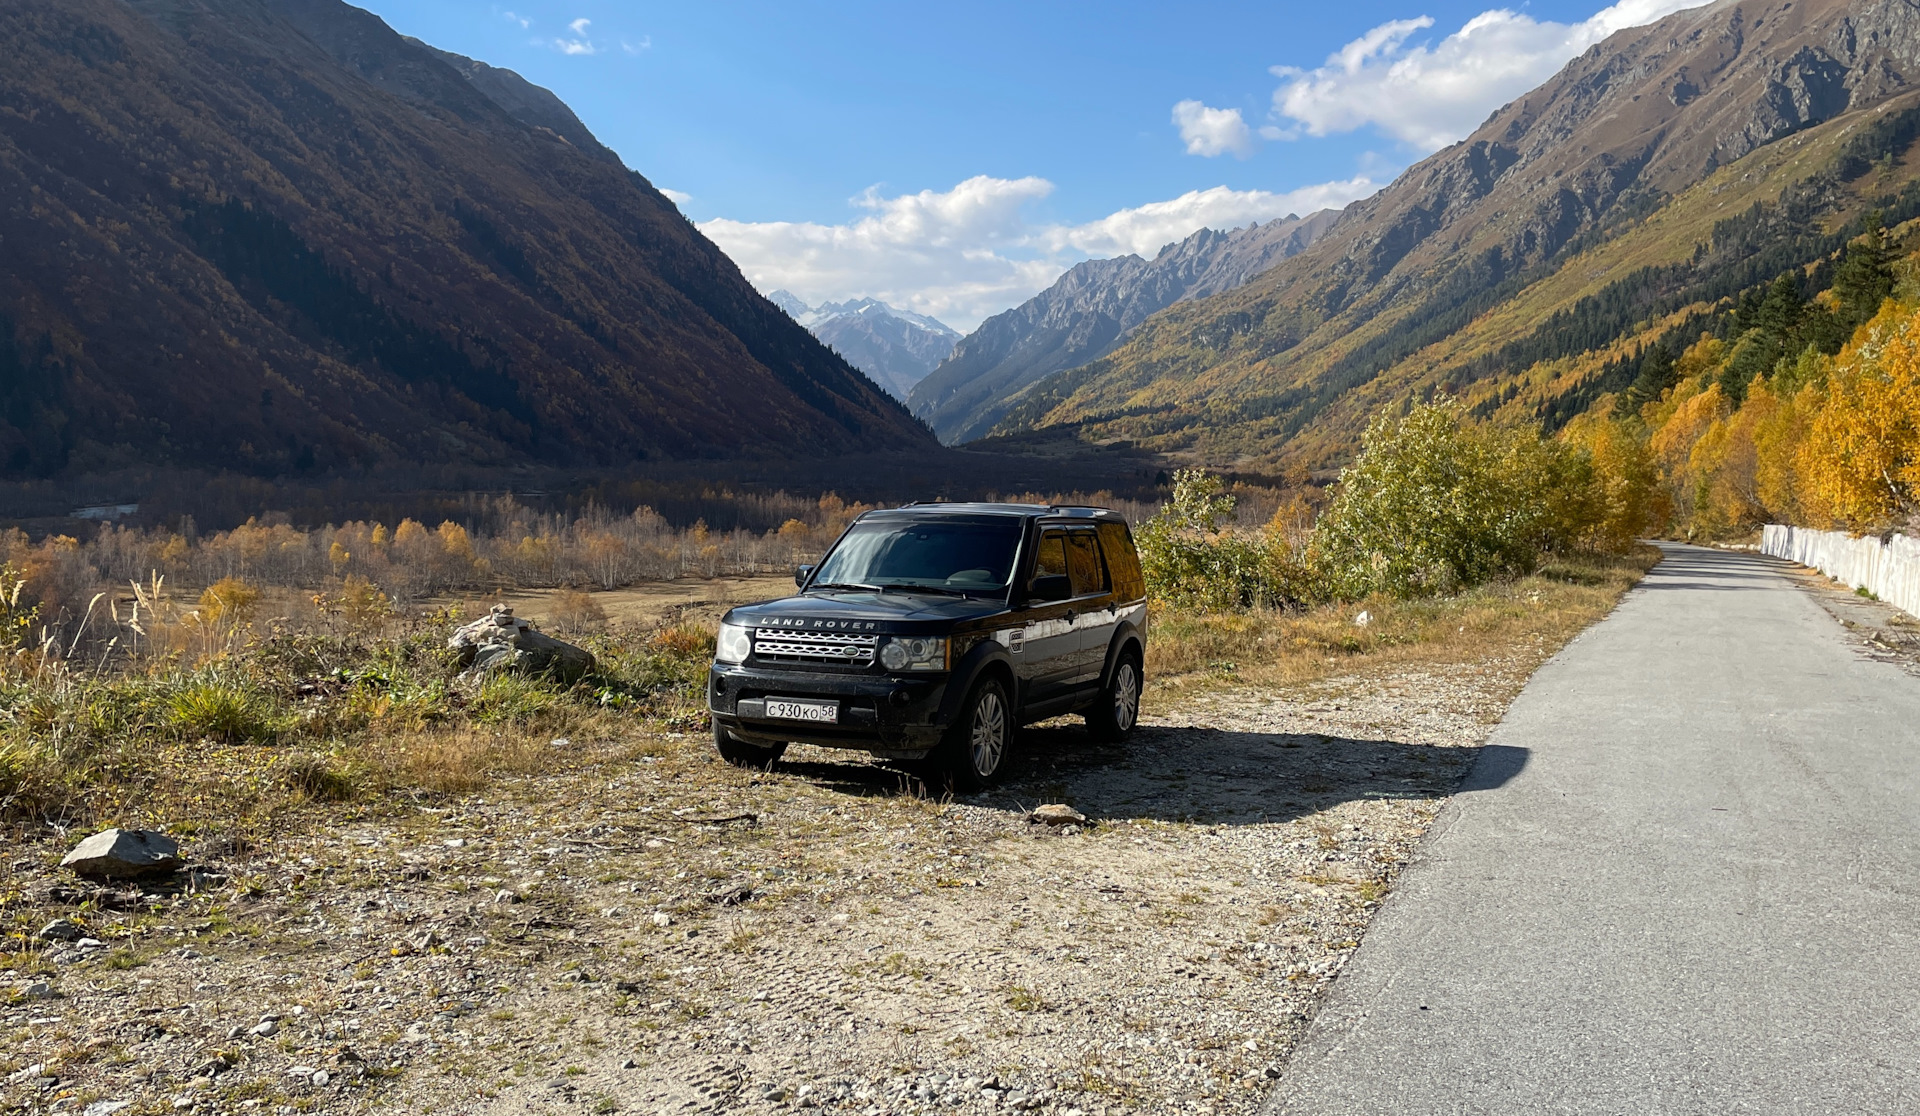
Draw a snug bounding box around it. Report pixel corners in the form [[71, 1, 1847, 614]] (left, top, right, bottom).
[[810, 581, 882, 592]]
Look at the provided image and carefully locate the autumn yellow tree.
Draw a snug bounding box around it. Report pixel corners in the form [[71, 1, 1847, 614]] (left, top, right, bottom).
[[1562, 412, 1667, 549], [1799, 305, 1920, 529]]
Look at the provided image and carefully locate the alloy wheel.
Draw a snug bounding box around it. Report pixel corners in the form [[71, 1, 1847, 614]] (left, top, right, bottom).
[[969, 688, 1008, 776], [1112, 661, 1139, 732]]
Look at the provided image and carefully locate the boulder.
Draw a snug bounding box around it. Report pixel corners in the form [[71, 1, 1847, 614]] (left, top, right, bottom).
[[448, 605, 595, 683], [60, 829, 183, 880], [1029, 804, 1088, 826]]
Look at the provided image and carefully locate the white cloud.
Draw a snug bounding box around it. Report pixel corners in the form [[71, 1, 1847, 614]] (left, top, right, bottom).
[[1044, 180, 1377, 258], [569, 17, 591, 34], [658, 187, 692, 205], [501, 10, 531, 29], [1270, 0, 1712, 152], [699, 175, 1377, 331], [622, 37, 652, 54], [1172, 101, 1255, 158]]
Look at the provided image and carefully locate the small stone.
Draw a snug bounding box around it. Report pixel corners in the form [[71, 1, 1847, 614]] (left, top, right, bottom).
[[619, 1059, 637, 1070], [76, 937, 106, 950], [14, 981, 53, 1000], [248, 1020, 278, 1037], [651, 912, 673, 927], [1354, 610, 1373, 627], [1029, 804, 1088, 827], [443, 839, 467, 849], [312, 1070, 331, 1087], [38, 919, 85, 942], [61, 829, 184, 880], [82, 1101, 133, 1116], [494, 890, 520, 904]]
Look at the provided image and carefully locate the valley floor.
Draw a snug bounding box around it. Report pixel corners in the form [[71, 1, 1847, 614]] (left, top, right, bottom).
[[1, 636, 1601, 1116]]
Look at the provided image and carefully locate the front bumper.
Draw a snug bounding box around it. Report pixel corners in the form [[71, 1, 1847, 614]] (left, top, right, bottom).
[[707, 664, 951, 759]]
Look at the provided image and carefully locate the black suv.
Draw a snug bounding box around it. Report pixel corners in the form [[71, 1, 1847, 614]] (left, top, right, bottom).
[[707, 503, 1148, 788]]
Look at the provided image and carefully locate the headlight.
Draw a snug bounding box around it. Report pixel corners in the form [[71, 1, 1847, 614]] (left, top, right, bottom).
[[715, 622, 753, 664], [879, 636, 947, 672]]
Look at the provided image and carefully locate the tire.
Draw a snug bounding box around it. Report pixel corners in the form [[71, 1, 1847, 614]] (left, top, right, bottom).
[[712, 719, 787, 768], [928, 676, 1013, 792], [1088, 649, 1142, 742]]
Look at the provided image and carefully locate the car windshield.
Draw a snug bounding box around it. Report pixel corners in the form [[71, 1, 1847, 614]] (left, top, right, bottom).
[[812, 517, 1023, 593]]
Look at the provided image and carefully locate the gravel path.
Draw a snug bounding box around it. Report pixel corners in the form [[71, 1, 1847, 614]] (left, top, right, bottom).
[[4, 648, 1563, 1116]]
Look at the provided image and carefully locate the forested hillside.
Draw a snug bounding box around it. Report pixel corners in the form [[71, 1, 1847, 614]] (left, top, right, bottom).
[[0, 0, 930, 481], [988, 0, 1920, 470]]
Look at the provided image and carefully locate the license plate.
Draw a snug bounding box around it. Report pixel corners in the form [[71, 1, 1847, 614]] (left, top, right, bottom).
[[765, 698, 838, 724]]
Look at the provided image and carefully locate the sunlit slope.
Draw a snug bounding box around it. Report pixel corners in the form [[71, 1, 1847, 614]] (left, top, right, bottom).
[[990, 0, 1920, 468]]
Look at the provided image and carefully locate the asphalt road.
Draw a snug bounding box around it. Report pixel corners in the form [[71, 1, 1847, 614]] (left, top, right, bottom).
[[1266, 543, 1920, 1115]]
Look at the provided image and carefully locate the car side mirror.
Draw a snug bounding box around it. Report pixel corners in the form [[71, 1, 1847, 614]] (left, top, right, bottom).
[[795, 564, 815, 589], [1028, 574, 1071, 602]]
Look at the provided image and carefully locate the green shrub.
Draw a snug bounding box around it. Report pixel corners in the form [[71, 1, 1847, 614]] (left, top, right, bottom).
[[468, 672, 562, 724], [1135, 470, 1309, 610], [167, 680, 284, 744], [1311, 400, 1600, 599]]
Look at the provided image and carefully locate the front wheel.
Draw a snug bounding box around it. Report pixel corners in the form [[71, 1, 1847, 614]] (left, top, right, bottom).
[[1088, 651, 1142, 742], [712, 720, 787, 768], [928, 677, 1012, 792]]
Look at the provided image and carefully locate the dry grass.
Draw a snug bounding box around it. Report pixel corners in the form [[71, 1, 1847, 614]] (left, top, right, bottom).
[[1144, 547, 1660, 702]]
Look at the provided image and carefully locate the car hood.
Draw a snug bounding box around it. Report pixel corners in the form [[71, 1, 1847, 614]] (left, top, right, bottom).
[[724, 590, 1007, 632]]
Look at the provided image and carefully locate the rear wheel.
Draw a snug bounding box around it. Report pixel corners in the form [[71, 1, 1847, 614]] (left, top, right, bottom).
[[712, 719, 787, 768], [1088, 650, 1141, 742], [928, 677, 1012, 792]]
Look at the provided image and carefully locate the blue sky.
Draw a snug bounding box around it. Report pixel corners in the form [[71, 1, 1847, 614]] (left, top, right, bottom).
[[357, 0, 1709, 328]]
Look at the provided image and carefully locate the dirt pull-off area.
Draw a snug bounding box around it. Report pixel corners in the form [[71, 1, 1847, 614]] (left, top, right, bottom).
[[0, 635, 1573, 1116]]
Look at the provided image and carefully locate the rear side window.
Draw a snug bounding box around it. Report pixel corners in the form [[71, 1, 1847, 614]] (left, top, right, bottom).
[[1098, 522, 1145, 601], [1030, 529, 1069, 587], [1066, 531, 1107, 596]]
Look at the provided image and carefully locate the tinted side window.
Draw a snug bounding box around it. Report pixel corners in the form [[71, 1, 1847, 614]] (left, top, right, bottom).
[[1097, 522, 1145, 600], [1066, 531, 1107, 596], [1030, 529, 1068, 587]]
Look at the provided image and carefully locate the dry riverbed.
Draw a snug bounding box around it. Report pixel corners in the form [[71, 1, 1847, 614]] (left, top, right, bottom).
[[0, 631, 1584, 1116]]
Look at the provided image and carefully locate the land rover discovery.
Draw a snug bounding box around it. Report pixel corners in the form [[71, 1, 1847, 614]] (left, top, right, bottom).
[[706, 503, 1148, 788]]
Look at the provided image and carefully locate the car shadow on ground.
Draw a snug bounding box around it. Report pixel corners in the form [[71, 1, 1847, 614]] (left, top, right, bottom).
[[772, 722, 1527, 829]]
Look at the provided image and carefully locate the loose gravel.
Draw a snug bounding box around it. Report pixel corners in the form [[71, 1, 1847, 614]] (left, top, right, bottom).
[[2, 650, 1556, 1116]]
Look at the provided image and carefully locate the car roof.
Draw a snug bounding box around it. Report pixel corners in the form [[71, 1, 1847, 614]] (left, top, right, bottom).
[[859, 502, 1124, 522]]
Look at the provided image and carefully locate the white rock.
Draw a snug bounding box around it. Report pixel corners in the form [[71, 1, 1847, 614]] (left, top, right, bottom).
[[651, 912, 673, 927], [1354, 610, 1373, 627], [83, 1102, 133, 1116], [1029, 804, 1088, 826]]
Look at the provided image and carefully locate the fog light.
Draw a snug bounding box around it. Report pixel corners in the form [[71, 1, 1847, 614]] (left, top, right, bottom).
[[889, 688, 912, 706]]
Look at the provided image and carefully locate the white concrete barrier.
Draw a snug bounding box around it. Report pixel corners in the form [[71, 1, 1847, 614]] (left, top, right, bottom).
[[1761, 524, 1920, 619]]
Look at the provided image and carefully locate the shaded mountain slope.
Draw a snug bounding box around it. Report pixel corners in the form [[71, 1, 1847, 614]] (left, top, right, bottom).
[[0, 0, 929, 480], [992, 0, 1920, 465], [912, 210, 1339, 443]]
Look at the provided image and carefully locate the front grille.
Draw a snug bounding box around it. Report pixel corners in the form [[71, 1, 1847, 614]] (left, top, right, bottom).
[[753, 629, 878, 667]]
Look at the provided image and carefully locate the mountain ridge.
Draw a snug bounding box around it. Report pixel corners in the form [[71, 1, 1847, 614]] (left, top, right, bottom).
[[989, 0, 1920, 465], [909, 210, 1340, 443], [767, 293, 960, 400], [0, 0, 930, 480]]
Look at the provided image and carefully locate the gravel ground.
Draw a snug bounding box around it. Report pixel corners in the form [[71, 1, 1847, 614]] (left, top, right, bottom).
[[2, 647, 1559, 1116]]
